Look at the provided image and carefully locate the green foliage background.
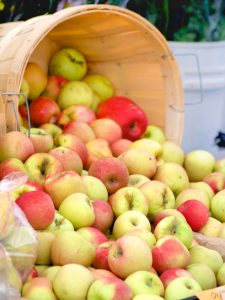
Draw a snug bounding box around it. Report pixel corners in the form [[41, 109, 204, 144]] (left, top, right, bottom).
[[0, 0, 225, 41]]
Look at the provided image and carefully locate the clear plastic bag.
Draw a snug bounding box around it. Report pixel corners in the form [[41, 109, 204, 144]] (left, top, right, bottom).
[[0, 172, 39, 297]]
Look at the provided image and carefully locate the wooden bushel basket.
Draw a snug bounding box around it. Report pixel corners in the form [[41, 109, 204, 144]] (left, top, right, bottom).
[[0, 4, 184, 142]]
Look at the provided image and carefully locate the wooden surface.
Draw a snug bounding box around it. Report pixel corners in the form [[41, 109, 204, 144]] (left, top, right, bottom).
[[0, 4, 184, 141]]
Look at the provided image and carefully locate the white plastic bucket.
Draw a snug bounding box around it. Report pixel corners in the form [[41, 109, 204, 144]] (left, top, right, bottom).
[[169, 41, 225, 159]]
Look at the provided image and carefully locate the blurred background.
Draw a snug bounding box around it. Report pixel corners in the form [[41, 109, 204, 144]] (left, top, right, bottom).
[[0, 0, 225, 158]]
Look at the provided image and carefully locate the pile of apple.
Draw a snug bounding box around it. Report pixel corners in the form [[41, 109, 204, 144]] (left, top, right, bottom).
[[1, 46, 225, 300]]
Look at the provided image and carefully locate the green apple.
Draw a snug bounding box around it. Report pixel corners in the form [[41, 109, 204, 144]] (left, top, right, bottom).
[[139, 180, 175, 221], [112, 210, 151, 239], [51, 231, 96, 266], [90, 92, 102, 112], [186, 263, 217, 290], [214, 158, 225, 176], [82, 175, 108, 201], [83, 74, 114, 101], [59, 192, 95, 229], [19, 78, 29, 106], [153, 162, 189, 196], [108, 235, 152, 279], [35, 231, 55, 265], [39, 123, 63, 140], [22, 277, 57, 300], [216, 263, 225, 285], [23, 62, 47, 100], [44, 170, 85, 209], [129, 138, 162, 157], [189, 245, 223, 274], [25, 152, 63, 186], [43, 266, 61, 282], [119, 148, 157, 178], [164, 277, 201, 300], [210, 190, 225, 222], [45, 212, 74, 235], [142, 125, 166, 145], [49, 48, 87, 81], [53, 264, 94, 300], [198, 217, 222, 237], [175, 188, 210, 209], [128, 174, 150, 187], [35, 265, 49, 276], [109, 186, 148, 217], [57, 81, 93, 109], [158, 141, 185, 165], [124, 228, 156, 249], [189, 181, 215, 202], [125, 270, 164, 297], [154, 216, 193, 249], [184, 150, 215, 182]]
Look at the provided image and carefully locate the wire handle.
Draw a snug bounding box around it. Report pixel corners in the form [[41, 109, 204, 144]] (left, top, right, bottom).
[[0, 92, 31, 137]]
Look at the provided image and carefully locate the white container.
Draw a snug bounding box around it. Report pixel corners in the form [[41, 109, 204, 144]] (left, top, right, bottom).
[[169, 41, 225, 159]]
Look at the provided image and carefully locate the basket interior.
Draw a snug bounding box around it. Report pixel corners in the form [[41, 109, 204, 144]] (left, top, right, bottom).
[[29, 10, 168, 131]]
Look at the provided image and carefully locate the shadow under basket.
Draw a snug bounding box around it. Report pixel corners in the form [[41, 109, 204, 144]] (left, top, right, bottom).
[[0, 4, 184, 142]]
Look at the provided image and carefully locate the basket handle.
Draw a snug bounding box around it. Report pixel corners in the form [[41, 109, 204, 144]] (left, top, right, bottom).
[[172, 52, 204, 107]]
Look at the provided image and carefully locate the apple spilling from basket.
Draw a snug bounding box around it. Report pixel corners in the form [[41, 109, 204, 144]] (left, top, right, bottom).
[[0, 46, 225, 300]]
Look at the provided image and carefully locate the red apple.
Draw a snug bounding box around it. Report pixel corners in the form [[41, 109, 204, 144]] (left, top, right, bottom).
[[88, 157, 129, 194], [177, 199, 209, 231], [152, 236, 190, 274], [42, 75, 68, 100], [29, 128, 54, 153], [63, 120, 96, 143], [44, 170, 85, 209], [110, 139, 132, 157], [16, 190, 55, 230], [49, 146, 83, 175], [10, 179, 43, 200], [90, 268, 117, 280], [87, 275, 132, 300], [92, 200, 114, 233], [90, 118, 122, 144], [0, 158, 28, 179], [0, 131, 34, 162], [160, 268, 193, 288], [29, 96, 61, 126], [19, 104, 28, 118], [77, 227, 109, 247], [108, 235, 152, 279], [92, 241, 114, 270], [85, 138, 113, 169], [55, 133, 88, 166], [203, 171, 225, 193], [97, 96, 148, 141], [57, 104, 96, 126]]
